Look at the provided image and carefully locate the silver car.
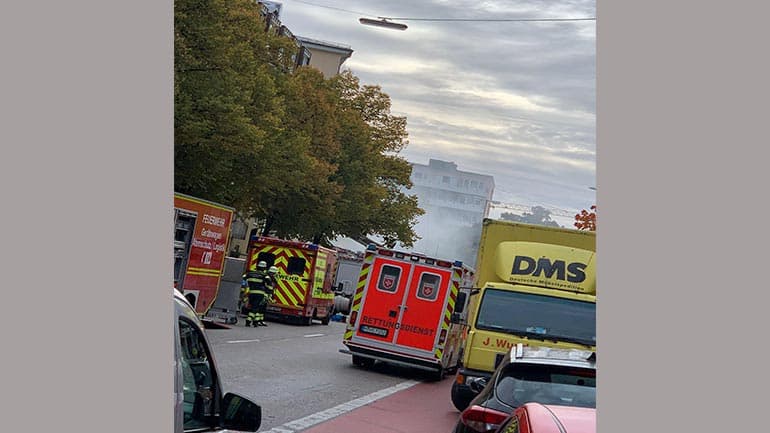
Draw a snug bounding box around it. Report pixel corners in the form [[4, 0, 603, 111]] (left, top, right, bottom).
[[174, 289, 262, 432]]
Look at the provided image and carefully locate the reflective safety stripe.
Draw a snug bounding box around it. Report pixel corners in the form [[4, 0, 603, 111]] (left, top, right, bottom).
[[434, 268, 462, 360], [186, 267, 221, 277], [344, 252, 374, 341]]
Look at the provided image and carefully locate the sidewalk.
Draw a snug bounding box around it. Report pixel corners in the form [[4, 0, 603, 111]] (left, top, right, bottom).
[[301, 377, 460, 433]]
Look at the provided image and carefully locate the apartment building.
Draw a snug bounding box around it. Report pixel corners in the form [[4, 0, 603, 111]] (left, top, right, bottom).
[[410, 159, 495, 225], [406, 159, 495, 265]]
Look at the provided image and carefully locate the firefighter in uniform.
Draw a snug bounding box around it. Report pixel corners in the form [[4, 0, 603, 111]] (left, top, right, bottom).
[[267, 266, 278, 302], [243, 261, 273, 327], [238, 273, 248, 315]]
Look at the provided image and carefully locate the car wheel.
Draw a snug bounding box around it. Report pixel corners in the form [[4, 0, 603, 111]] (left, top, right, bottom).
[[352, 355, 374, 368], [451, 382, 474, 412], [429, 366, 445, 382]]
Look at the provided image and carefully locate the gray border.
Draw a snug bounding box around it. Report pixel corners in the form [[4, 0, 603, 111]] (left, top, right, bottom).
[[600, 1, 769, 432], [2, 1, 172, 431], [5, 0, 768, 431]]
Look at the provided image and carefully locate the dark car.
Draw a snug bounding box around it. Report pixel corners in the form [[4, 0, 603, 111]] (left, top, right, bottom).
[[452, 344, 596, 433], [174, 289, 263, 432]]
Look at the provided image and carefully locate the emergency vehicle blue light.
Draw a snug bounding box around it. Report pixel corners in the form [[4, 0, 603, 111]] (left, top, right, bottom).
[[366, 244, 377, 251], [454, 260, 463, 267]]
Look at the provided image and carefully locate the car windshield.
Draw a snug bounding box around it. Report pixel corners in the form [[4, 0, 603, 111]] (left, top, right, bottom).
[[475, 288, 595, 346], [495, 363, 596, 409]]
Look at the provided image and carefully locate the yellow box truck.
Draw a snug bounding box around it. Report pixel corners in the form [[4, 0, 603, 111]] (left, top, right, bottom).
[[450, 218, 596, 411]]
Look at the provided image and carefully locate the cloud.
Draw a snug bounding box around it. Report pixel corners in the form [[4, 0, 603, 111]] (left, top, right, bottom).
[[279, 0, 596, 213]]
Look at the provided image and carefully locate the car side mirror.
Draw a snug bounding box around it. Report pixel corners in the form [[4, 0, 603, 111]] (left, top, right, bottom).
[[469, 377, 488, 394], [221, 393, 262, 432]]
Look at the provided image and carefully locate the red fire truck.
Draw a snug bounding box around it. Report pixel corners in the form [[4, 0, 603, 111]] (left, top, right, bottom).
[[340, 244, 476, 380], [173, 193, 234, 316], [246, 236, 338, 325]]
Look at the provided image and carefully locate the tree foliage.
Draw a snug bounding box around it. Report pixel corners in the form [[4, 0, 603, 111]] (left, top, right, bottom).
[[174, 0, 423, 246], [500, 206, 561, 227], [574, 205, 597, 231]]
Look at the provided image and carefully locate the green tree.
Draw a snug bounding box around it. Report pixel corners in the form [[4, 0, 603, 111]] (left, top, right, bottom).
[[500, 206, 561, 227], [174, 1, 423, 246], [174, 0, 294, 209], [256, 67, 343, 241], [328, 72, 423, 247]]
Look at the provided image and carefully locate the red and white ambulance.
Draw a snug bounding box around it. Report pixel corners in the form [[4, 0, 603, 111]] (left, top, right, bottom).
[[340, 244, 476, 379]]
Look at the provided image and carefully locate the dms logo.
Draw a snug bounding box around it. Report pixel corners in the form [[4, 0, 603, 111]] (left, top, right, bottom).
[[511, 256, 587, 283]]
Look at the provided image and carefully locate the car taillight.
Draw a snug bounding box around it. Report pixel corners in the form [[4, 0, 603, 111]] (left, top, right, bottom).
[[460, 405, 510, 433], [349, 311, 358, 326]]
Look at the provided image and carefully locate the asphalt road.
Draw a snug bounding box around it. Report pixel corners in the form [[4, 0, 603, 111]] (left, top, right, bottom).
[[205, 317, 444, 431]]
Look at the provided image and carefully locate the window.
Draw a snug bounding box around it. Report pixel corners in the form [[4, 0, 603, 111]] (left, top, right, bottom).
[[476, 289, 596, 346], [256, 252, 275, 268], [377, 265, 401, 293], [495, 363, 596, 408], [287, 257, 306, 275], [179, 319, 218, 430], [416, 273, 441, 301]]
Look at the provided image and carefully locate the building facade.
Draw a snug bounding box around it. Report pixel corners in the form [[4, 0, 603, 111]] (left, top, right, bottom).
[[296, 36, 354, 78], [406, 159, 495, 266]]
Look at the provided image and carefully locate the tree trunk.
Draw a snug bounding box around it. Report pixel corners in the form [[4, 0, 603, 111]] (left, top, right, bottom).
[[262, 215, 274, 236]]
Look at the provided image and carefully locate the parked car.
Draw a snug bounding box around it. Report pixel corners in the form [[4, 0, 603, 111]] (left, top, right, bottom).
[[494, 403, 595, 433], [174, 289, 263, 432], [453, 344, 596, 433]]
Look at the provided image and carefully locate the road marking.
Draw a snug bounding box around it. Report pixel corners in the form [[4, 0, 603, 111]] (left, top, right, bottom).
[[225, 339, 261, 344], [303, 333, 324, 338], [259, 380, 419, 433]]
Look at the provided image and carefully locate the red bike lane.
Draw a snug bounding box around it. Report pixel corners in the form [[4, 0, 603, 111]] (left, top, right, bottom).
[[301, 377, 460, 433]]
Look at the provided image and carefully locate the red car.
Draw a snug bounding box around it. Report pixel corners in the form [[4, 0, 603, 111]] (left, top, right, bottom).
[[494, 403, 595, 433]]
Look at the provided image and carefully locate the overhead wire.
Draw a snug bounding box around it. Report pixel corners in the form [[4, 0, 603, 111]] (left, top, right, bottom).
[[285, 0, 595, 22]]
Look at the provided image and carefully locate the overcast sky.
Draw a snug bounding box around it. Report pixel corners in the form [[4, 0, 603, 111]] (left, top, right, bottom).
[[275, 0, 596, 216]]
